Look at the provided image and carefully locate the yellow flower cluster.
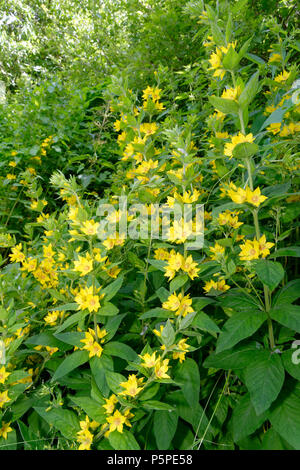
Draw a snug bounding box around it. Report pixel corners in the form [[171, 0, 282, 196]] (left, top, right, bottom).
[[208, 42, 237, 80], [80, 326, 107, 358], [76, 416, 99, 450], [239, 235, 274, 261], [75, 286, 104, 313], [227, 184, 267, 207], [162, 292, 194, 317], [164, 251, 200, 281]]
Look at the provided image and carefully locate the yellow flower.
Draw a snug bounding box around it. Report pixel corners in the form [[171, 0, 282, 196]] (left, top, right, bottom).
[[0, 391, 10, 408], [139, 352, 158, 368], [76, 429, 93, 450], [154, 248, 170, 261], [162, 293, 194, 317], [73, 254, 94, 276], [204, 279, 230, 293], [269, 53, 282, 63], [153, 325, 164, 337], [43, 243, 55, 259], [227, 187, 247, 204], [0, 422, 13, 440], [140, 122, 158, 136], [6, 174, 16, 180], [0, 367, 10, 384], [245, 187, 267, 207], [172, 338, 190, 363], [9, 243, 25, 263], [80, 220, 100, 236], [142, 86, 162, 102], [221, 86, 241, 101], [257, 234, 275, 258], [119, 374, 144, 398], [103, 394, 118, 415], [239, 239, 260, 261], [208, 47, 225, 79], [274, 70, 290, 83], [210, 242, 225, 259], [267, 122, 281, 135], [106, 410, 126, 434], [154, 359, 170, 379], [80, 328, 105, 358], [45, 346, 58, 356]]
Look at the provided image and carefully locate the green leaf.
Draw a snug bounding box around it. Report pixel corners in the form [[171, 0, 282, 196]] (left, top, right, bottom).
[[192, 311, 221, 335], [244, 351, 285, 415], [90, 356, 112, 397], [139, 307, 170, 320], [238, 72, 259, 108], [210, 22, 225, 46], [216, 311, 266, 353], [273, 279, 300, 306], [232, 142, 259, 160], [105, 371, 126, 394], [269, 246, 300, 258], [166, 391, 212, 438], [254, 260, 285, 291], [54, 331, 85, 347], [25, 333, 66, 349], [97, 302, 119, 316], [108, 430, 140, 450], [34, 407, 80, 439], [169, 274, 188, 293], [70, 395, 106, 423], [51, 350, 89, 382], [102, 275, 124, 301], [209, 96, 239, 114], [261, 428, 293, 450], [270, 305, 300, 332], [153, 410, 178, 450], [142, 400, 175, 411], [282, 349, 300, 380], [204, 343, 261, 370], [269, 380, 300, 450], [174, 358, 200, 408], [232, 393, 267, 442], [161, 319, 175, 347], [222, 46, 240, 70], [104, 341, 138, 361], [55, 311, 89, 334]]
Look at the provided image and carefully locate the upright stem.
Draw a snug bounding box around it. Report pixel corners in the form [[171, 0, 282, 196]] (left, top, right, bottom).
[[245, 157, 276, 350]]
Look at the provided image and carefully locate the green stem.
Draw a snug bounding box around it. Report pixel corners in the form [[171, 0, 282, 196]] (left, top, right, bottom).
[[246, 161, 276, 350]]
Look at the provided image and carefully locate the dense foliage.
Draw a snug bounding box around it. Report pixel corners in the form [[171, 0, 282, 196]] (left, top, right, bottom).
[[0, 0, 299, 451]]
